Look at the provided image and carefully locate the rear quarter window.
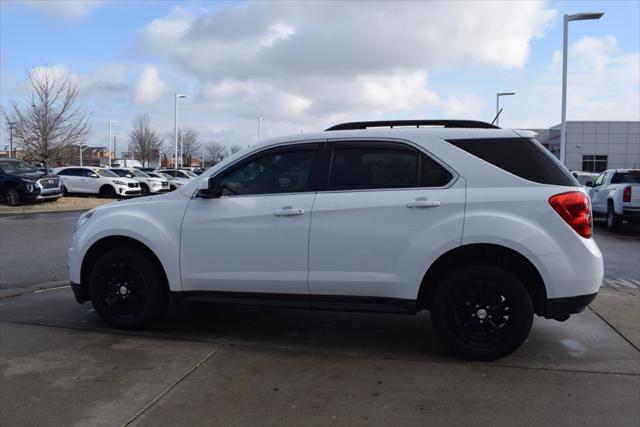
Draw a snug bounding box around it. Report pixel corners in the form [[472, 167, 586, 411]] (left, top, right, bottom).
[[446, 137, 577, 186]]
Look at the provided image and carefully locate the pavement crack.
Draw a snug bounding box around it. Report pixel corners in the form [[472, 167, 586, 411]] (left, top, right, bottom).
[[588, 306, 640, 353], [122, 345, 223, 427]]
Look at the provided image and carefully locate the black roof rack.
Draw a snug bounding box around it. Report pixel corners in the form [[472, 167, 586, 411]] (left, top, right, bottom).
[[325, 120, 500, 131]]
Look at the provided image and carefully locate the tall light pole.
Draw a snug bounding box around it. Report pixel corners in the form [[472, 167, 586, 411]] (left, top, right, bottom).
[[108, 120, 119, 167], [174, 93, 188, 168], [560, 12, 604, 165], [496, 92, 515, 127], [8, 122, 14, 158], [258, 117, 264, 143]]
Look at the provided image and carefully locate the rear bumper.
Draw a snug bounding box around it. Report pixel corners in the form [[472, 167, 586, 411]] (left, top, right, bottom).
[[622, 207, 640, 221], [545, 292, 597, 318]]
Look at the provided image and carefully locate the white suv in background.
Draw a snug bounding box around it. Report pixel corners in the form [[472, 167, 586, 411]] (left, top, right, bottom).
[[54, 167, 141, 198], [110, 168, 170, 196], [67, 120, 603, 360]]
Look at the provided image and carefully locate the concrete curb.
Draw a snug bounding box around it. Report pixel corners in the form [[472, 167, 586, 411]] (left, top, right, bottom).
[[0, 198, 113, 215]]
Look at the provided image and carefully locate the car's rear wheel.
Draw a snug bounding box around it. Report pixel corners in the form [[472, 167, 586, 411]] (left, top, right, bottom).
[[430, 266, 533, 361], [606, 203, 622, 231], [98, 185, 117, 198], [4, 186, 22, 206], [88, 248, 169, 329]]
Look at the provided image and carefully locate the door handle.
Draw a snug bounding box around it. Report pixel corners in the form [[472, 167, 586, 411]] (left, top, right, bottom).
[[406, 198, 441, 208], [274, 206, 305, 216]]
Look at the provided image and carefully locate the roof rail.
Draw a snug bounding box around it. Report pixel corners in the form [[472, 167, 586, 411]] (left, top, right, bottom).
[[325, 120, 500, 131]]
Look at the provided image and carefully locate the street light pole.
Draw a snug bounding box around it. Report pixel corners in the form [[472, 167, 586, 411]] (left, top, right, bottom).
[[174, 93, 187, 169], [560, 11, 604, 165], [8, 122, 14, 159], [496, 92, 515, 127], [108, 120, 118, 167], [258, 117, 263, 143]]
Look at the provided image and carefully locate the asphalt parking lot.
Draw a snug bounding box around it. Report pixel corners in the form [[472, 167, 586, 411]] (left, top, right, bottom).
[[0, 212, 639, 426]]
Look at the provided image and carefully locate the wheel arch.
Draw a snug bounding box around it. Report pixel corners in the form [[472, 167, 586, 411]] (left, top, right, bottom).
[[417, 243, 548, 316], [78, 235, 170, 303]]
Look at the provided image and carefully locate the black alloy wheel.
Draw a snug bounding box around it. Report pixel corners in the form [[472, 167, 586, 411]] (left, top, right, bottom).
[[89, 248, 169, 329], [431, 266, 534, 361], [99, 185, 117, 198], [4, 186, 22, 206]]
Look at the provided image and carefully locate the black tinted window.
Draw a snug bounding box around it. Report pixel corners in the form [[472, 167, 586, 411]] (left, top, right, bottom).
[[218, 147, 316, 196], [611, 171, 640, 184], [59, 168, 82, 176], [329, 145, 419, 191], [420, 154, 453, 187], [446, 138, 576, 186], [111, 169, 132, 178]]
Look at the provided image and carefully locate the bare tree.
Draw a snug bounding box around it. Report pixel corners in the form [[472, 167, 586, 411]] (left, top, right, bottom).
[[203, 141, 227, 166], [129, 114, 162, 167], [179, 128, 200, 167], [230, 145, 242, 154], [4, 67, 90, 167]]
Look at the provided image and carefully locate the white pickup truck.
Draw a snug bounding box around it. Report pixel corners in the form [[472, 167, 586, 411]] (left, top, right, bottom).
[[587, 169, 640, 231]]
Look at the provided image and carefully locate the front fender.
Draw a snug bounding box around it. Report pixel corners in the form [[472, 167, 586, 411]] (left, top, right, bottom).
[[71, 194, 189, 292]]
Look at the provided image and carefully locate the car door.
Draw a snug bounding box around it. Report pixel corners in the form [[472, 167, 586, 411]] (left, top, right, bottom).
[[590, 172, 608, 213], [180, 142, 323, 298], [59, 168, 84, 192], [307, 140, 465, 306], [79, 168, 101, 193]]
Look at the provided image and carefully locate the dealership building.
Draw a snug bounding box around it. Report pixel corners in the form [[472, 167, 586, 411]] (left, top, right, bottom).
[[529, 121, 640, 172]]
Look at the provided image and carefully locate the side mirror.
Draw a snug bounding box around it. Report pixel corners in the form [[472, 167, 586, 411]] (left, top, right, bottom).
[[89, 173, 99, 178], [197, 177, 222, 199], [585, 181, 593, 187]]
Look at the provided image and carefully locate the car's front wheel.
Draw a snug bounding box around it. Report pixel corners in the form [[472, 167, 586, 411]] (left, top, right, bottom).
[[4, 185, 22, 206], [88, 248, 169, 329], [430, 266, 534, 361]]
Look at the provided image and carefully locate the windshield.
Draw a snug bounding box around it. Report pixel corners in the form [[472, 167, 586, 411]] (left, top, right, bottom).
[[184, 171, 198, 178], [158, 173, 175, 180], [112, 169, 133, 178], [95, 168, 119, 177], [130, 169, 149, 178], [0, 159, 38, 175], [611, 171, 640, 184]]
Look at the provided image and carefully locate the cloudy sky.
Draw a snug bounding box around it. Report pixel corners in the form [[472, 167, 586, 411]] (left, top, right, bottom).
[[1, 0, 638, 153]]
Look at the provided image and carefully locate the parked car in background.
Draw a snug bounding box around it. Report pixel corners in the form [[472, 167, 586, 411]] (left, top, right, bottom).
[[136, 167, 156, 173], [571, 171, 599, 187], [53, 166, 141, 198], [110, 168, 169, 196], [159, 169, 198, 180], [68, 119, 603, 361], [0, 158, 61, 206], [587, 169, 640, 231], [150, 172, 188, 191]]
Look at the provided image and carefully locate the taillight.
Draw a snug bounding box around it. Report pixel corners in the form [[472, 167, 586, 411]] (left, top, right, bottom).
[[623, 186, 632, 203], [549, 191, 592, 238]]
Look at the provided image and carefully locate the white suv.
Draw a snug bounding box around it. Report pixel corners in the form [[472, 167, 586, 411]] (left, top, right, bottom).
[[110, 168, 170, 196], [54, 167, 141, 198], [68, 120, 603, 360]]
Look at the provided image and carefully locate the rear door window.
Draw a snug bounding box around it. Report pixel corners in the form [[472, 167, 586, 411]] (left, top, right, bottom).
[[446, 137, 577, 186], [328, 141, 452, 191]]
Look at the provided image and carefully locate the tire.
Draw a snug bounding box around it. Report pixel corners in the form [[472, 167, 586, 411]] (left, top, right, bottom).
[[99, 185, 117, 199], [606, 203, 622, 232], [430, 266, 534, 361], [140, 184, 150, 197], [170, 185, 176, 191], [61, 185, 68, 196], [4, 185, 23, 206], [88, 248, 169, 329]]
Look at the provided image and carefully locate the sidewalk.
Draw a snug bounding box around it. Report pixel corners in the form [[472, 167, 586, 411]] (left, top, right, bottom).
[[0, 197, 113, 215]]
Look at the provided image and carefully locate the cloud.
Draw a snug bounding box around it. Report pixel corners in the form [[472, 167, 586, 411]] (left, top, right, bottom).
[[133, 1, 555, 142], [13, 0, 105, 21], [511, 35, 640, 127], [134, 65, 168, 106]]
